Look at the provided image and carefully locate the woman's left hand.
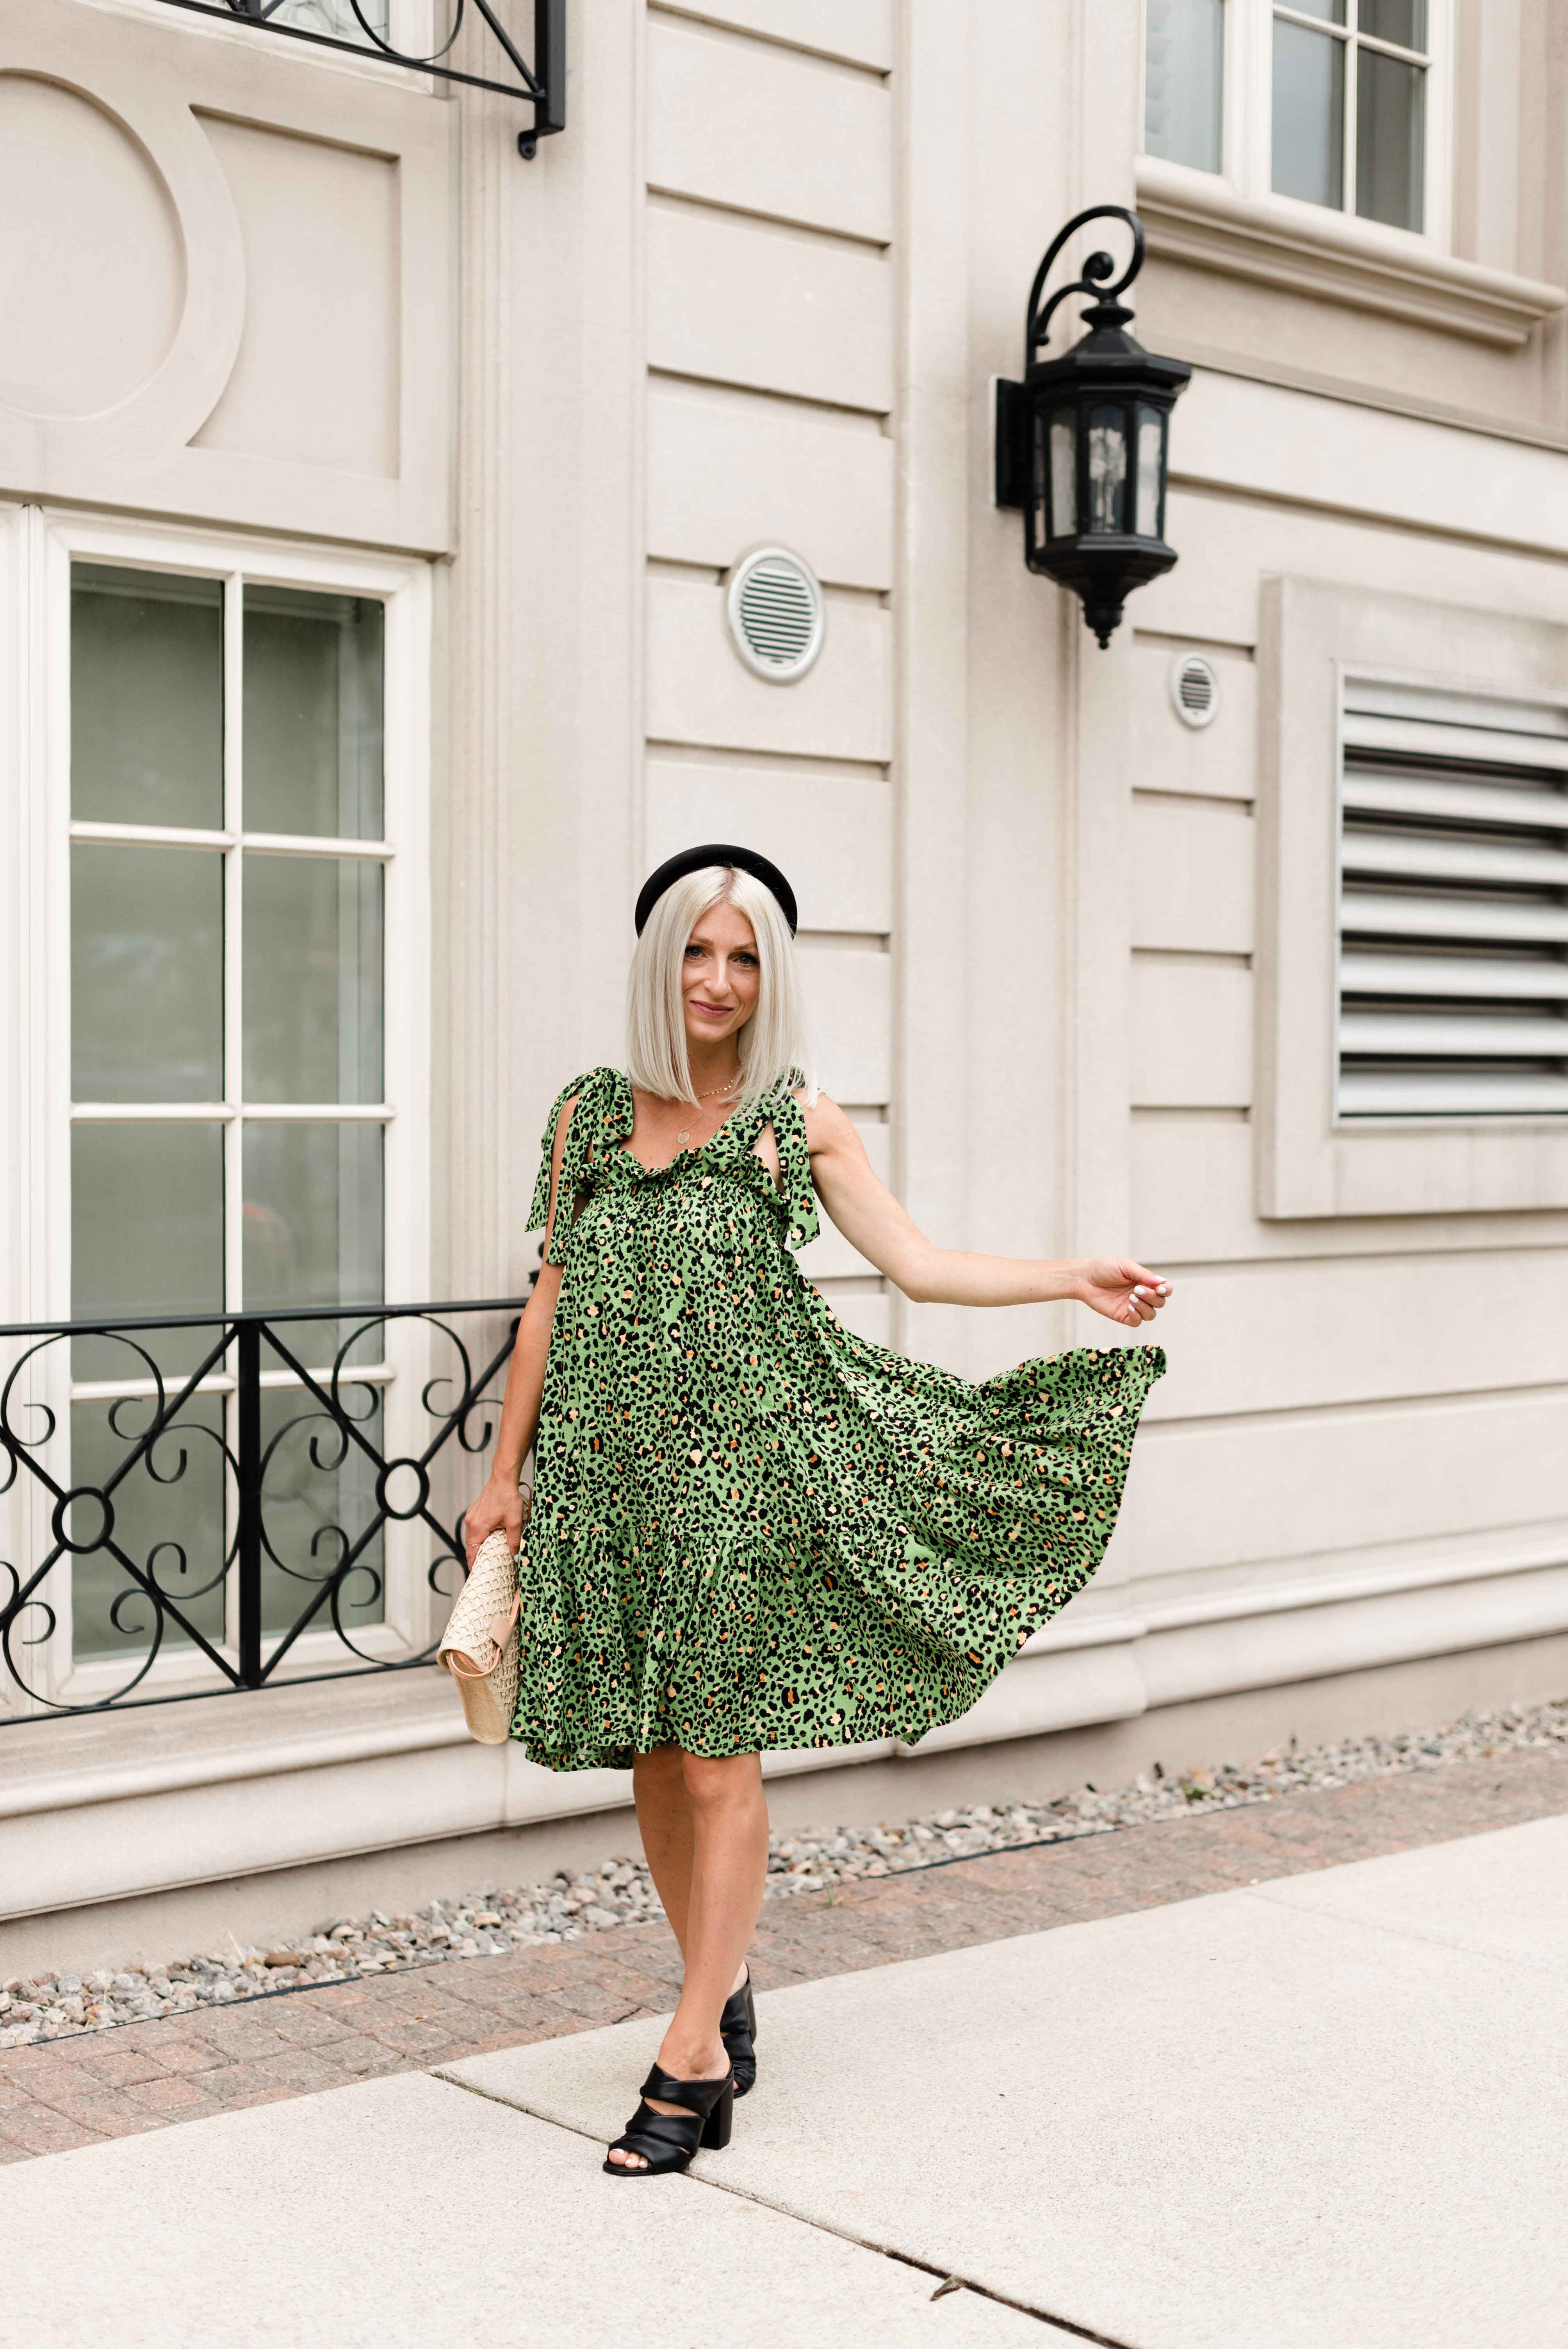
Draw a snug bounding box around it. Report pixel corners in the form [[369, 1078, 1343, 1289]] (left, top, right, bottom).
[[1078, 1259, 1172, 1329]]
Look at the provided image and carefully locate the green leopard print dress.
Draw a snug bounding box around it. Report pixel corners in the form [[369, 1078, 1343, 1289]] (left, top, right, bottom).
[[510, 1067, 1164, 1770]]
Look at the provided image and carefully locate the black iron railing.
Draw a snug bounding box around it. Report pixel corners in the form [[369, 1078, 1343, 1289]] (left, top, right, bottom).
[[0, 1298, 529, 1721], [152, 0, 567, 154]]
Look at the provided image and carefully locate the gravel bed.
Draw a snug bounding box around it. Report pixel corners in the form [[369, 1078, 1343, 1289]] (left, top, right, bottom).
[[4, 1693, 1564, 2050]]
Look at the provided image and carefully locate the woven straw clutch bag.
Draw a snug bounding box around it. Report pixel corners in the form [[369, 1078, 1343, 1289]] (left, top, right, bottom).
[[438, 1487, 531, 1745]]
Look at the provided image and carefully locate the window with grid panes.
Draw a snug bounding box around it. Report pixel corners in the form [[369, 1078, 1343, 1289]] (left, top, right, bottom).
[[1273, 1, 1429, 230], [68, 562, 391, 1660]]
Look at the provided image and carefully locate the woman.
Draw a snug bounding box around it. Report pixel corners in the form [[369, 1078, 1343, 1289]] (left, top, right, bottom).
[[463, 843, 1169, 2176]]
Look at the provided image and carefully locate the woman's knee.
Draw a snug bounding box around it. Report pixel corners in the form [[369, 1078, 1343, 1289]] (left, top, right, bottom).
[[633, 1743, 686, 1794], [679, 1749, 762, 1811]]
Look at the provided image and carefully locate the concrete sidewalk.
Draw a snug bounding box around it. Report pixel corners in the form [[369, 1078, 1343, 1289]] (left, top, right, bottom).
[[4, 1816, 1564, 2349]]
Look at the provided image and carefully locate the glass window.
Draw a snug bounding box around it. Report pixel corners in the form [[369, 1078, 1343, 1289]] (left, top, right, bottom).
[[1272, 0, 1431, 231], [67, 555, 393, 1665], [70, 567, 223, 829], [243, 588, 385, 839], [71, 843, 223, 1104], [1356, 45, 1425, 230], [266, 0, 391, 40], [1144, 0, 1226, 175], [1272, 18, 1345, 207]]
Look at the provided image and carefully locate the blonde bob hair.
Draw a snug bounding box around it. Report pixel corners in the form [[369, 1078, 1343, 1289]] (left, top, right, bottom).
[[625, 863, 817, 1113]]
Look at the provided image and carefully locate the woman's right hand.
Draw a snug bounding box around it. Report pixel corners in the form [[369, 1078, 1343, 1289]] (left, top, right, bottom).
[[463, 1473, 526, 1566]]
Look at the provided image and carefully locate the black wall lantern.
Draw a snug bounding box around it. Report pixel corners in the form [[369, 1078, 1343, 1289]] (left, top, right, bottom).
[[995, 206, 1190, 648]]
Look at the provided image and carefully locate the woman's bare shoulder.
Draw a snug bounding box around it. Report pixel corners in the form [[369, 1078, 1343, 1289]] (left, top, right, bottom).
[[794, 1089, 857, 1153]]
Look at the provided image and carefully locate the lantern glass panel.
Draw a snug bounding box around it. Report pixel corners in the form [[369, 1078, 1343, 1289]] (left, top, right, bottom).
[[1027, 407, 1046, 556], [1049, 410, 1078, 538], [1087, 406, 1129, 534], [1134, 406, 1166, 541]]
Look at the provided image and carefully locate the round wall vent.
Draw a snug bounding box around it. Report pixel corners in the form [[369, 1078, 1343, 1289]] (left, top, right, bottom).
[[1170, 651, 1221, 729], [725, 546, 825, 683]]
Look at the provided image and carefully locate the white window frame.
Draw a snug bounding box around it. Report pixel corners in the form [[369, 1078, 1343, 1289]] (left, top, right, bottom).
[[1256, 574, 1568, 1220], [2, 506, 433, 1713], [1141, 0, 1453, 252]]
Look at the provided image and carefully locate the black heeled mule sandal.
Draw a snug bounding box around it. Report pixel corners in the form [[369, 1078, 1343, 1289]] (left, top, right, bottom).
[[603, 2062, 734, 2177], [720, 1969, 757, 2098]]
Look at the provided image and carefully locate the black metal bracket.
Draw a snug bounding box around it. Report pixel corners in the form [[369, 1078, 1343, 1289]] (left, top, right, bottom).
[[993, 376, 1028, 512], [153, 0, 566, 155], [994, 206, 1148, 513]]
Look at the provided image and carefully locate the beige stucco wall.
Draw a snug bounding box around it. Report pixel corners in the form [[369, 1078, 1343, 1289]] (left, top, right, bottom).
[[3, 0, 1567, 1951]]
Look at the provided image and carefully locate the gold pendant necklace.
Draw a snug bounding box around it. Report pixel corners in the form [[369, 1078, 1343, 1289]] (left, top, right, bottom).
[[678, 1069, 741, 1150]]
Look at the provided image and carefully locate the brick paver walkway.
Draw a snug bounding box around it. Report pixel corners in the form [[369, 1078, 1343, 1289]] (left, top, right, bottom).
[[3, 1741, 1563, 2162]]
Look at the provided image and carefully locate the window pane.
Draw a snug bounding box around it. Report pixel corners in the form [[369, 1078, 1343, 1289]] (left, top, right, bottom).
[[1360, 0, 1425, 49], [72, 1123, 225, 1379], [242, 857, 383, 1104], [1272, 20, 1345, 207], [71, 567, 223, 829], [1357, 48, 1425, 230], [1278, 0, 1345, 20], [69, 1395, 227, 1660], [243, 1123, 384, 1366], [1144, 0, 1224, 173], [244, 588, 385, 839], [258, 1383, 385, 1640], [72, 844, 223, 1104]]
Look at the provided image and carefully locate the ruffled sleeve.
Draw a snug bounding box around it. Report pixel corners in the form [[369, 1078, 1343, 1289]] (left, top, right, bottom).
[[531, 1069, 617, 1266], [772, 1085, 820, 1251]]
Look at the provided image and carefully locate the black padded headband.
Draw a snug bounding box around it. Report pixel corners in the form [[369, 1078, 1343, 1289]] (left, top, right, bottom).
[[634, 843, 798, 937]]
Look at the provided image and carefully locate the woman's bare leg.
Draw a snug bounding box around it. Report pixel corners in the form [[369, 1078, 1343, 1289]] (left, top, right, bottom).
[[611, 1745, 767, 2169], [631, 1745, 696, 1952]]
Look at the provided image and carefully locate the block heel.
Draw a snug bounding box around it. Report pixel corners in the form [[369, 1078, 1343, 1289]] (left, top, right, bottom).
[[700, 2081, 734, 2149]]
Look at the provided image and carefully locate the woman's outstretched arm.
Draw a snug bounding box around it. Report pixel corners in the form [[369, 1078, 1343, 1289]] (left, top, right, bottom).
[[802, 1094, 1171, 1329], [462, 1096, 574, 1561]]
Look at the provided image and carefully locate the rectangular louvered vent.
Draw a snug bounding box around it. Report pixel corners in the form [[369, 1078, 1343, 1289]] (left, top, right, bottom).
[[1338, 677, 1568, 1118]]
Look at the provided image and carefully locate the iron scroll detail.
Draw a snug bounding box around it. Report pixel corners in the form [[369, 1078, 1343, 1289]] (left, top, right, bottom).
[[153, 0, 567, 154], [0, 1294, 535, 1722], [1022, 203, 1148, 356]]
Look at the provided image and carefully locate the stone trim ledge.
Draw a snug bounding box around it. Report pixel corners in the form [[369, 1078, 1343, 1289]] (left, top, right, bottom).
[[1135, 157, 1567, 349], [3, 1536, 1565, 1925]]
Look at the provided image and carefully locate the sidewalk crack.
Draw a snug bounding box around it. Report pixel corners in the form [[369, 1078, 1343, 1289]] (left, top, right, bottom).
[[429, 2071, 1145, 2344]]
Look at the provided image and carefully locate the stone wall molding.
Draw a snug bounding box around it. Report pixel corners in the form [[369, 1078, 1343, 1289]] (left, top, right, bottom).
[[1135, 156, 1566, 350], [5, 1534, 1566, 1924]]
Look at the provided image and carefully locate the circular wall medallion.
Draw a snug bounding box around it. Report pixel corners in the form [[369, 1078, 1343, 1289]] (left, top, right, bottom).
[[0, 75, 184, 420], [1169, 651, 1221, 729], [725, 547, 826, 683]]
